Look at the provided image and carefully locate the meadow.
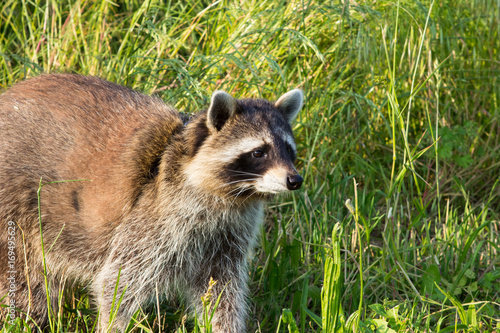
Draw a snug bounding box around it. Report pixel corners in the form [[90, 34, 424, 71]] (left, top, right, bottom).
[[0, 0, 499, 332]]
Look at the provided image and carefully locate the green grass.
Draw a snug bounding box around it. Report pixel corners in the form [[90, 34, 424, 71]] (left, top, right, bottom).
[[1, 0, 499, 332]]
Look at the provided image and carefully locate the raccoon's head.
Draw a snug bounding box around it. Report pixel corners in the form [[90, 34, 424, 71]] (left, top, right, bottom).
[[183, 89, 304, 202]]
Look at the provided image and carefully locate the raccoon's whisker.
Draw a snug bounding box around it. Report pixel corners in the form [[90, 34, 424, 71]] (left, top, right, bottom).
[[222, 185, 249, 200], [221, 186, 243, 200], [215, 178, 259, 190], [224, 179, 257, 186], [217, 183, 243, 193], [228, 170, 263, 177], [231, 186, 249, 205], [222, 183, 255, 201], [223, 186, 243, 196], [240, 190, 258, 205]]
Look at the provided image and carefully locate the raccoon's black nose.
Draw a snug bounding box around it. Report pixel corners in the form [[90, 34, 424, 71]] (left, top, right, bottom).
[[287, 174, 303, 190]]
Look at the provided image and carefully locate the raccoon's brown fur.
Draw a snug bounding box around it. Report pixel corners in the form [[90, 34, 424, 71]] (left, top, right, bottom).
[[0, 74, 303, 332]]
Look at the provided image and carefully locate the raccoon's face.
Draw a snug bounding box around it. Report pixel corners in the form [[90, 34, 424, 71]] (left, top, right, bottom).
[[183, 89, 304, 201]]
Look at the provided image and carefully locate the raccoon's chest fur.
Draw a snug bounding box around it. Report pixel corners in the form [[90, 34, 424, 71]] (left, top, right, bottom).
[[111, 194, 264, 283]]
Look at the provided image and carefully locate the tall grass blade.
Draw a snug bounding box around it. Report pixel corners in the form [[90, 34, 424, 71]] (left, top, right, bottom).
[[321, 222, 343, 333]]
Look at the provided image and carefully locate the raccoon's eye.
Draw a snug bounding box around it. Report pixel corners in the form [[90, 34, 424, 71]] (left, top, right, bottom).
[[252, 150, 265, 158]]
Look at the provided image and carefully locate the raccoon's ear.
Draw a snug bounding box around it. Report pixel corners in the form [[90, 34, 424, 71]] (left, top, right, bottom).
[[207, 91, 237, 132], [275, 89, 303, 124]]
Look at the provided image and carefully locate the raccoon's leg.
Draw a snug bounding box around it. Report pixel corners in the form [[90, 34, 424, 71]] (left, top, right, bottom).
[[93, 264, 150, 333], [211, 279, 249, 333], [191, 263, 249, 333], [95, 294, 133, 333], [93, 270, 128, 332]]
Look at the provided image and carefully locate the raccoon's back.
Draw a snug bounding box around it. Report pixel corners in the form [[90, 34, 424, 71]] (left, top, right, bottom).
[[0, 74, 183, 231]]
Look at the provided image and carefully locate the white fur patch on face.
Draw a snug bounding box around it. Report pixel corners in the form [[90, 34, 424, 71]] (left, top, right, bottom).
[[219, 137, 266, 163], [254, 167, 289, 194], [279, 130, 296, 152]]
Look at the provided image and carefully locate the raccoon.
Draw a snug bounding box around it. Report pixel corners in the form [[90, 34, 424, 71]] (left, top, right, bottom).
[[0, 74, 303, 332]]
